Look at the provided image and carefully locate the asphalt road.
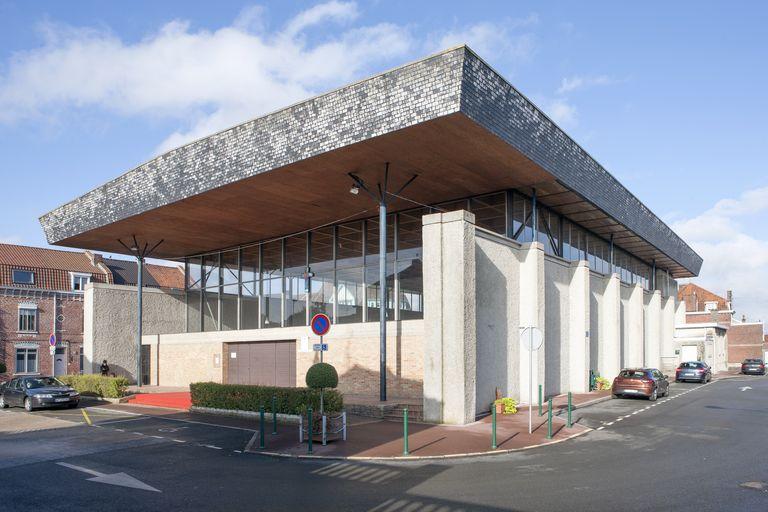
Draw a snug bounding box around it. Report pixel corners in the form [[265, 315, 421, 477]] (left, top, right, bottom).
[[1, 376, 767, 512]]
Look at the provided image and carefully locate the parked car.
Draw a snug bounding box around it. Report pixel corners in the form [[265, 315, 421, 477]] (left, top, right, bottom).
[[612, 368, 669, 401], [675, 361, 712, 383], [0, 376, 80, 411], [741, 359, 766, 375]]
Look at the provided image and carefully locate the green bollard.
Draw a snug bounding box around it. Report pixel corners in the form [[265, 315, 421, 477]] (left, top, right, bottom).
[[403, 408, 409, 456], [259, 406, 265, 449], [538, 384, 543, 416], [272, 395, 278, 435], [547, 398, 553, 439], [567, 392, 572, 428], [491, 404, 497, 449], [307, 407, 313, 454]]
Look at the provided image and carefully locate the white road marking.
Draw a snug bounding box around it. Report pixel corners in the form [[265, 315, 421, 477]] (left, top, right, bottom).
[[56, 462, 161, 492], [171, 439, 186, 443]]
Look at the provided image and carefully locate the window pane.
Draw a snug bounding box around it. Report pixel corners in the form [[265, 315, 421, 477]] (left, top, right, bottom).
[[365, 264, 395, 322], [220, 250, 238, 331], [27, 349, 37, 373], [513, 193, 533, 242], [16, 350, 25, 373], [186, 257, 202, 289], [202, 255, 220, 290], [470, 193, 506, 235], [203, 288, 219, 332], [337, 221, 363, 269], [398, 209, 424, 320], [336, 267, 363, 324], [12, 270, 34, 285], [261, 240, 282, 328], [241, 246, 259, 330], [310, 227, 334, 319], [186, 290, 201, 333], [284, 235, 307, 327]]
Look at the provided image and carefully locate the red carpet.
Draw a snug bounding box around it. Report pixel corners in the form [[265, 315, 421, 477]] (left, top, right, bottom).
[[127, 392, 191, 410]]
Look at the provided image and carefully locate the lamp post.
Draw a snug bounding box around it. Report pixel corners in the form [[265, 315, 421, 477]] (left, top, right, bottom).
[[348, 164, 417, 402], [118, 236, 164, 387]]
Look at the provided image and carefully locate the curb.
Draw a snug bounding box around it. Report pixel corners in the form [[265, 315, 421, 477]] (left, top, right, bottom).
[[79, 396, 125, 405], [246, 418, 592, 462]]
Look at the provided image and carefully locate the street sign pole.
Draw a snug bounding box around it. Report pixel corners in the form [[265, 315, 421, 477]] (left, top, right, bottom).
[[529, 328, 533, 435]]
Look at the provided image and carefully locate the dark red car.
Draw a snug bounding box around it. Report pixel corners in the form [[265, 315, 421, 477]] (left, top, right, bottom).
[[612, 368, 670, 401]]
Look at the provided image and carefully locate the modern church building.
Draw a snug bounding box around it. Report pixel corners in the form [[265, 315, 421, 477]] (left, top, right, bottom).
[[40, 47, 702, 424]]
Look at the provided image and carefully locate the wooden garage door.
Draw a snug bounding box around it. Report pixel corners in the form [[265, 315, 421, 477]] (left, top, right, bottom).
[[226, 341, 296, 387]]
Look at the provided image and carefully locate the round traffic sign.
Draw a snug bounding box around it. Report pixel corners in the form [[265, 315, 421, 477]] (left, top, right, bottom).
[[310, 313, 331, 336], [49, 333, 57, 347], [520, 327, 543, 351]]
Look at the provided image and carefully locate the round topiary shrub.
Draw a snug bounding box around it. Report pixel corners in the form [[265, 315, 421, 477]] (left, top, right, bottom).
[[306, 362, 339, 389]]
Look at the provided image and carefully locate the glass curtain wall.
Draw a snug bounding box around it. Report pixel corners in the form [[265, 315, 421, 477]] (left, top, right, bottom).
[[185, 189, 666, 332]]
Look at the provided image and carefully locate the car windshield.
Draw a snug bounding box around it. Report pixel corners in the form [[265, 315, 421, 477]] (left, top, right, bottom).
[[24, 377, 64, 389], [745, 359, 762, 363], [680, 362, 703, 368], [620, 370, 647, 378]]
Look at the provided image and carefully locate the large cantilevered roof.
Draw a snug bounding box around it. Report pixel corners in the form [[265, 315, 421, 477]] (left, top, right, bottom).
[[39, 46, 702, 278]]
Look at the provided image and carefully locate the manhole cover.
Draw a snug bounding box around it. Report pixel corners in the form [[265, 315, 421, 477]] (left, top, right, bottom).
[[740, 481, 768, 492]]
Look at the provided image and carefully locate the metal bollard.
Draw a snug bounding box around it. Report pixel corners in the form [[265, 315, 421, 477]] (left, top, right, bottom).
[[547, 398, 553, 439], [272, 395, 278, 435], [403, 407, 409, 456], [298, 415, 303, 443], [259, 406, 265, 449], [491, 404, 497, 449], [538, 384, 543, 416], [322, 415, 327, 446], [567, 392, 572, 428], [342, 411, 347, 441], [307, 407, 313, 454]]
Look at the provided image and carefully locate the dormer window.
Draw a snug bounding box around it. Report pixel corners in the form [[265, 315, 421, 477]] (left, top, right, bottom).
[[12, 269, 35, 285], [704, 301, 718, 312], [71, 273, 91, 291]]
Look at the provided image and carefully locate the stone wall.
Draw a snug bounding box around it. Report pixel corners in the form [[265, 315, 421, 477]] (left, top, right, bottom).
[[84, 283, 185, 383]]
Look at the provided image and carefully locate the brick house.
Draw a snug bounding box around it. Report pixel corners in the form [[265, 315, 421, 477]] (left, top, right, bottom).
[[677, 283, 765, 367], [0, 243, 183, 380]]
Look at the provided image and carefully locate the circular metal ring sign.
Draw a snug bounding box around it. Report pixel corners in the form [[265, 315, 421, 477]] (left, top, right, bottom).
[[310, 313, 331, 337]]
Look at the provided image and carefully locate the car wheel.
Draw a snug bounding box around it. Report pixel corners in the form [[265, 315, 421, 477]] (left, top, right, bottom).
[[612, 394, 620, 399], [649, 388, 658, 402], [24, 397, 34, 412], [0, 395, 7, 409]]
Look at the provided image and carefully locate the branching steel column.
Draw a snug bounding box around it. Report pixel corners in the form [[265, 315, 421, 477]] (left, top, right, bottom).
[[136, 255, 144, 386], [379, 195, 387, 402]]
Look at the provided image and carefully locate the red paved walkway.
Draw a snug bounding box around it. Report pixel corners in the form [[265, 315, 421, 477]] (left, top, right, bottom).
[[126, 392, 191, 410]]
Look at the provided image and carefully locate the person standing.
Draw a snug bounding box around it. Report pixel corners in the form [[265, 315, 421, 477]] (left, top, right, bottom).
[[100, 360, 110, 377]]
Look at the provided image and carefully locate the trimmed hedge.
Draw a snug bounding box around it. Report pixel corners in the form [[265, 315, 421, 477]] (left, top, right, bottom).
[[58, 375, 130, 398], [306, 363, 339, 389], [190, 382, 343, 414]]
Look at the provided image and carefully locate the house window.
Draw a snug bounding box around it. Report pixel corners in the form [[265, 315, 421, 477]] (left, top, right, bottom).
[[704, 301, 718, 312], [71, 273, 91, 291], [18, 307, 37, 332], [15, 348, 38, 373], [12, 270, 35, 285]]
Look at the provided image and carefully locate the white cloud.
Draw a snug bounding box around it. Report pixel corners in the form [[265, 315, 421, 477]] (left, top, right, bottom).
[[556, 74, 619, 95], [673, 186, 768, 325], [543, 98, 577, 127], [432, 14, 538, 63], [0, 2, 412, 152], [0, 235, 25, 245]]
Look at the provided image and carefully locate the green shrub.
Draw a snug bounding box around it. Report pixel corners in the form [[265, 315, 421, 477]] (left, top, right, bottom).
[[305, 363, 339, 389], [58, 375, 129, 398], [0, 362, 6, 374], [595, 376, 612, 391], [190, 382, 343, 414], [493, 397, 518, 414]]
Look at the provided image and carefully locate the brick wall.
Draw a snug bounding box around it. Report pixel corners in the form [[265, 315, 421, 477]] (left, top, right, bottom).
[[685, 312, 732, 324], [727, 323, 764, 364], [0, 294, 84, 377]]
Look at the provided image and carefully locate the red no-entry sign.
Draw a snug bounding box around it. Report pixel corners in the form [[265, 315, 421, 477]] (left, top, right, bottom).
[[310, 313, 331, 337]]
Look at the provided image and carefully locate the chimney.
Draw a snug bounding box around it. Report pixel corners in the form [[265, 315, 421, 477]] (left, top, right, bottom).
[[742, 314, 746, 323], [726, 290, 733, 311]]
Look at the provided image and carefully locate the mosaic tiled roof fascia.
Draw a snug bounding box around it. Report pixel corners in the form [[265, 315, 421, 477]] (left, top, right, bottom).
[[39, 45, 702, 276]]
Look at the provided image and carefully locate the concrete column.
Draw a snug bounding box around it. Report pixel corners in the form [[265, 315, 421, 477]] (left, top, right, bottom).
[[644, 291, 662, 369], [568, 261, 590, 392], [623, 284, 644, 368], [599, 274, 622, 380], [518, 242, 545, 402], [422, 210, 477, 424], [660, 296, 677, 372]]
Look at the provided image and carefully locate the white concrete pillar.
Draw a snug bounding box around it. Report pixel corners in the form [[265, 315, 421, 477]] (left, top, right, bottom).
[[422, 210, 477, 424], [568, 261, 590, 392], [644, 291, 662, 369], [599, 274, 622, 380], [518, 242, 545, 402], [623, 284, 644, 368], [661, 296, 677, 372]]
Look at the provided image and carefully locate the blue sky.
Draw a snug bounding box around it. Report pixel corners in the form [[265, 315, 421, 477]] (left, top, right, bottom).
[[0, 1, 767, 320]]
